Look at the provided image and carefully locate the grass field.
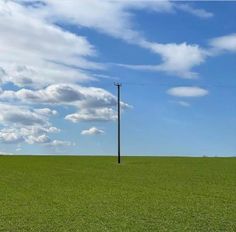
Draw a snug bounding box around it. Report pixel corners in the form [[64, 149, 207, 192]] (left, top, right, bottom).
[[0, 156, 235, 232]]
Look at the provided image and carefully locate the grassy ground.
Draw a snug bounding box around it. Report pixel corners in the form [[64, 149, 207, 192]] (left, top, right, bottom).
[[0, 156, 235, 232]]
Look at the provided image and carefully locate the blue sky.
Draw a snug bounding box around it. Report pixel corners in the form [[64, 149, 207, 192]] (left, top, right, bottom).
[[0, 0, 235, 156]]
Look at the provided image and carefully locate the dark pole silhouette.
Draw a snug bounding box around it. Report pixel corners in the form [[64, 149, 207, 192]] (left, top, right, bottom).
[[114, 82, 121, 164]]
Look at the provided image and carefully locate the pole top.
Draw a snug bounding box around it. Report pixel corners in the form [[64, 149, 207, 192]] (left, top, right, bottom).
[[114, 82, 122, 87]]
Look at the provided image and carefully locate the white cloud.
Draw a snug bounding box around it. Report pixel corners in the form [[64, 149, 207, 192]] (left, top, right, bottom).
[[49, 140, 74, 147], [23, 0, 212, 42], [20, 126, 60, 136], [210, 33, 236, 53], [39, 0, 212, 78], [16, 147, 22, 152], [175, 4, 214, 19], [30, 0, 173, 42], [174, 101, 191, 107], [81, 127, 105, 136], [26, 134, 73, 147], [26, 134, 51, 144], [34, 108, 57, 116], [167, 87, 209, 97], [0, 103, 50, 126], [6, 0, 214, 79], [0, 64, 97, 89], [65, 108, 117, 123], [0, 102, 69, 146], [0, 1, 102, 88], [0, 84, 130, 122], [120, 42, 207, 78], [123, 33, 231, 78], [0, 84, 114, 105], [0, 125, 70, 147], [0, 129, 24, 144]]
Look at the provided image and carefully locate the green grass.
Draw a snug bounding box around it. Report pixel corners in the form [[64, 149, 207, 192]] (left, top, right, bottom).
[[0, 156, 235, 232]]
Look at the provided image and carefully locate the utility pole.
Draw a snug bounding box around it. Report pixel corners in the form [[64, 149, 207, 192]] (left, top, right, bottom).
[[114, 82, 121, 164]]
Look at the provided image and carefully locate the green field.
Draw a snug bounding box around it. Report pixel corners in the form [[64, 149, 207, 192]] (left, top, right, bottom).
[[0, 156, 235, 232]]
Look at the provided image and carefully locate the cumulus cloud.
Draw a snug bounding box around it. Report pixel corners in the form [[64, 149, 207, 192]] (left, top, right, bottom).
[[0, 1, 102, 88], [0, 84, 113, 105], [0, 83, 128, 148], [26, 134, 51, 144], [0, 103, 50, 126], [118, 32, 236, 79], [49, 140, 74, 147], [0, 129, 24, 144], [81, 127, 105, 136], [66, 108, 117, 123], [120, 42, 207, 78], [167, 87, 209, 97], [0, 64, 98, 89], [0, 84, 130, 122], [16, 84, 84, 103], [210, 33, 236, 53], [0, 102, 71, 147], [0, 125, 70, 147], [34, 108, 57, 116]]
